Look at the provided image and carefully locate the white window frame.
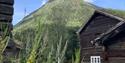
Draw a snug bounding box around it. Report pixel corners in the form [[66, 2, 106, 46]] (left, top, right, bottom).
[[91, 56, 101, 63]]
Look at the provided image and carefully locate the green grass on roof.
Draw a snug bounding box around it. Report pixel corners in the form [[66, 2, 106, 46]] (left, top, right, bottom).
[[13, 0, 94, 61], [13, 0, 125, 62], [107, 9, 125, 19]]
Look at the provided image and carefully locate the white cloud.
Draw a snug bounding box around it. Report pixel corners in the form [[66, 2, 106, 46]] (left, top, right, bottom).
[[84, 0, 95, 3]]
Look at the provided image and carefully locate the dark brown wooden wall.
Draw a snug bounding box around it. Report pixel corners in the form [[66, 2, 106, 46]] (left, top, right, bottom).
[[108, 31, 125, 49], [80, 12, 120, 48], [80, 12, 121, 62], [107, 30, 125, 59]]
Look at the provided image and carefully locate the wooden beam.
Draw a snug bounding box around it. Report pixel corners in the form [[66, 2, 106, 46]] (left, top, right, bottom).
[[92, 21, 125, 45], [108, 49, 125, 57]]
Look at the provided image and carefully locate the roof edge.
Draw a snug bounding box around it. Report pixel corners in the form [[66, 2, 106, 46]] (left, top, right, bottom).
[[95, 10, 125, 22], [76, 10, 96, 35], [76, 9, 125, 35]]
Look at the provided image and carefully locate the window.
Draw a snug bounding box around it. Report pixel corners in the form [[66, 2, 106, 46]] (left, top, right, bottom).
[[91, 56, 101, 63]]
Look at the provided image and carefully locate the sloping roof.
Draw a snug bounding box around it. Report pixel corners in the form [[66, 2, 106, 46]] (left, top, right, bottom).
[[76, 9, 125, 46], [76, 9, 125, 34], [92, 21, 125, 46]]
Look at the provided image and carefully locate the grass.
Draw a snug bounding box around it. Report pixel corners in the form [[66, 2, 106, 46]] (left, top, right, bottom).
[[107, 9, 125, 19], [13, 17, 79, 63], [0, 36, 9, 62], [12, 0, 125, 63], [0, 24, 12, 62], [13, 0, 94, 62], [13, 21, 80, 63]]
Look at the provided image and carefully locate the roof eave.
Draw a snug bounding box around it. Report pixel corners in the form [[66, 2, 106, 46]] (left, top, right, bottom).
[[76, 9, 125, 35]]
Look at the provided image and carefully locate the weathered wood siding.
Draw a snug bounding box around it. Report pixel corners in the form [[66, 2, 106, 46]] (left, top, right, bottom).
[[108, 57, 125, 63], [108, 30, 125, 49], [80, 12, 121, 63], [107, 30, 125, 62], [81, 47, 103, 63]]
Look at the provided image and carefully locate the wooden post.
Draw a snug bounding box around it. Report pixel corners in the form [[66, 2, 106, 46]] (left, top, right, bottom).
[[102, 46, 109, 63]]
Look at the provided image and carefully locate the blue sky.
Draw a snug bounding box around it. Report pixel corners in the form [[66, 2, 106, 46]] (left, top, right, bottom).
[[92, 0, 125, 10], [13, 0, 48, 25], [13, 0, 125, 25]]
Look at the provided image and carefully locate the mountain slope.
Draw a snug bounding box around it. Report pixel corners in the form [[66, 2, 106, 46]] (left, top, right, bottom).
[[13, 0, 96, 44], [13, 0, 94, 61], [14, 0, 94, 31], [13, 0, 125, 62]]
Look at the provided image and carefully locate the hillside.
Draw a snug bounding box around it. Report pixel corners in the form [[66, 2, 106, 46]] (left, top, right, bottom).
[[13, 0, 94, 62], [13, 0, 125, 62]]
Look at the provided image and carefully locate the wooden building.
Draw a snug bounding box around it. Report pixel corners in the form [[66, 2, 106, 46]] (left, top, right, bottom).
[[77, 10, 125, 63]]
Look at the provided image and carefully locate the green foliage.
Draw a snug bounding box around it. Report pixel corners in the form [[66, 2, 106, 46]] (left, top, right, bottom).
[[72, 49, 80, 63], [0, 26, 11, 62], [13, 0, 94, 62], [13, 0, 125, 62], [107, 9, 125, 19], [15, 21, 68, 63]]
